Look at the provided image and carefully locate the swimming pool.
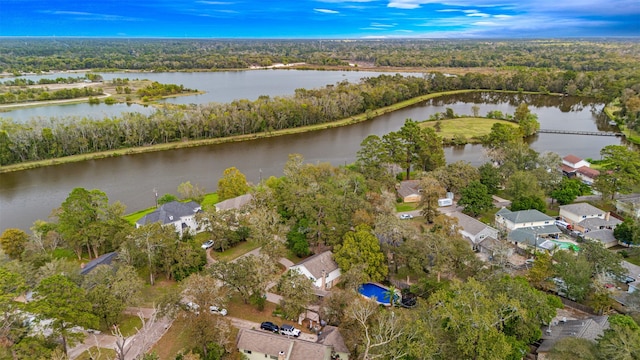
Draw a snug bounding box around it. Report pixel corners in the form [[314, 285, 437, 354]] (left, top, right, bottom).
[[358, 283, 399, 305], [551, 240, 580, 251]]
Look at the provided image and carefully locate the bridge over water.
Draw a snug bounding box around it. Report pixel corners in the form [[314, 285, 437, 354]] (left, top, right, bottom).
[[537, 129, 623, 137]]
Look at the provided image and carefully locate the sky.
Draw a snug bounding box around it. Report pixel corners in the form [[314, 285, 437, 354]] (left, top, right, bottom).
[[1, 0, 639, 38]]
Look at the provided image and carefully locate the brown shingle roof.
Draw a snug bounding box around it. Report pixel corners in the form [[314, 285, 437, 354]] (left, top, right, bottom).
[[317, 326, 349, 353], [563, 154, 582, 164], [236, 329, 331, 360], [397, 180, 421, 199], [576, 166, 600, 178], [294, 251, 339, 280]]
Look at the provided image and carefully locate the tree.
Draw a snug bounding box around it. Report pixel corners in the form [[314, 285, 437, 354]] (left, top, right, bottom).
[[597, 314, 640, 359], [431, 161, 480, 195], [483, 122, 519, 149], [182, 273, 228, 311], [548, 337, 599, 360], [580, 240, 624, 277], [550, 178, 585, 205], [157, 193, 178, 205], [615, 218, 640, 246], [553, 250, 592, 301], [208, 254, 275, 304], [0, 267, 26, 348], [177, 181, 206, 203], [57, 187, 109, 260], [217, 166, 249, 201], [83, 264, 144, 328], [593, 145, 640, 200], [0, 228, 28, 260], [334, 225, 387, 282], [30, 274, 98, 356], [277, 270, 316, 320], [478, 162, 502, 195], [457, 180, 494, 217], [383, 119, 444, 180], [418, 176, 446, 223], [513, 103, 540, 137], [527, 252, 554, 290], [356, 134, 393, 183], [127, 222, 176, 285]]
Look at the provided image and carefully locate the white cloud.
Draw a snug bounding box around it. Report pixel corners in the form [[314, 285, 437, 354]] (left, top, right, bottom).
[[370, 22, 396, 27], [314, 8, 340, 13], [494, 14, 512, 18], [467, 12, 489, 17]]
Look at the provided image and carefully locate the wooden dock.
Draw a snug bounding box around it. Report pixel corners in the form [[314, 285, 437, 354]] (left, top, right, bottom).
[[537, 129, 623, 137]]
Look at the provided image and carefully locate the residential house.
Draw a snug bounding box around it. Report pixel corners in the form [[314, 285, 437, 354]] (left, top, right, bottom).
[[616, 194, 640, 218], [583, 230, 618, 248], [236, 329, 347, 360], [536, 316, 610, 359], [447, 211, 499, 250], [80, 252, 118, 275], [494, 208, 555, 231], [135, 201, 202, 237], [316, 326, 350, 360], [397, 180, 421, 203], [560, 154, 600, 185], [495, 208, 561, 251], [290, 251, 341, 291], [559, 203, 621, 233], [623, 261, 640, 294], [215, 193, 253, 211]]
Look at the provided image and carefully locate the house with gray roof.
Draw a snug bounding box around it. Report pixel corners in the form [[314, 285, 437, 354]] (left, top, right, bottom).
[[447, 211, 499, 250], [236, 329, 347, 360], [80, 251, 118, 275], [494, 208, 555, 231], [290, 251, 341, 291], [583, 230, 618, 248], [215, 193, 253, 211], [135, 201, 201, 237], [316, 326, 349, 360], [559, 203, 621, 232], [536, 316, 609, 357], [397, 180, 421, 203]]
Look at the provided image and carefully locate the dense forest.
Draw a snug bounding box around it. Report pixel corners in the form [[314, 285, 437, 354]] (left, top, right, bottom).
[[1, 67, 639, 167], [0, 38, 639, 72]]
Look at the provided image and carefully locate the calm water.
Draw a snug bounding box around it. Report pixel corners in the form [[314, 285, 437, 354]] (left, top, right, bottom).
[[1, 70, 409, 122], [0, 74, 624, 232]]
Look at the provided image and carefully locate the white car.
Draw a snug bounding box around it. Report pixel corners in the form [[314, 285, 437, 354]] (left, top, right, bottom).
[[209, 306, 228, 316], [280, 324, 301, 337], [400, 214, 413, 220], [201, 240, 214, 249]]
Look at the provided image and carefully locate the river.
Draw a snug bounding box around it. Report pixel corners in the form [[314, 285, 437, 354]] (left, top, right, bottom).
[[0, 72, 625, 232]]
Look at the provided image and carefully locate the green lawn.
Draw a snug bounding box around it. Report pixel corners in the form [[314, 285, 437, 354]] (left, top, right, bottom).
[[396, 203, 419, 212], [139, 279, 179, 308], [422, 117, 517, 142], [211, 240, 261, 262]]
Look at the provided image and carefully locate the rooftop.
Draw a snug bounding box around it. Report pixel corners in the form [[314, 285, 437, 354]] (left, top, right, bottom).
[[447, 211, 496, 237], [215, 193, 253, 211], [496, 208, 554, 224], [136, 201, 201, 226], [292, 251, 339, 280], [560, 203, 604, 217], [236, 329, 333, 360]]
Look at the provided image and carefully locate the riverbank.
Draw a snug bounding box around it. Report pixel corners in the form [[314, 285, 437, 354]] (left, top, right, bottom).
[[0, 89, 562, 174], [603, 103, 640, 145], [422, 117, 517, 144], [0, 89, 474, 173]]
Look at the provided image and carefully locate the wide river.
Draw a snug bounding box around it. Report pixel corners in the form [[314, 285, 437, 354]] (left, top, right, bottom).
[[0, 71, 625, 232]]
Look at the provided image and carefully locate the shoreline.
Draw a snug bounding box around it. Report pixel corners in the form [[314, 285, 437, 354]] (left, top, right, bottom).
[[0, 89, 565, 174]]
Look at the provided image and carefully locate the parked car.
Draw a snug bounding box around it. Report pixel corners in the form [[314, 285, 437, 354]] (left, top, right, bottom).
[[185, 302, 200, 315], [400, 214, 413, 220], [201, 240, 214, 249], [260, 321, 279, 333], [209, 306, 228, 316], [280, 324, 301, 337]]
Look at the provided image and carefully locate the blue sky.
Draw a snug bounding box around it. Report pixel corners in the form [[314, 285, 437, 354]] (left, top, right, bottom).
[[1, 0, 638, 38]]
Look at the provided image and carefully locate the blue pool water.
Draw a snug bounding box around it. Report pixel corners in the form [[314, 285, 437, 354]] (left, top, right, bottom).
[[359, 283, 395, 305]]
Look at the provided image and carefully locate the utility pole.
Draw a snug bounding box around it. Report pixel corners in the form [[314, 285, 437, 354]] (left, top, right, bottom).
[[153, 187, 158, 208]]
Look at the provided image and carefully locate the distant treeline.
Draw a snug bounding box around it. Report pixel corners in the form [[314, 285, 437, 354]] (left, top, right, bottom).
[[0, 86, 103, 104], [1, 38, 638, 74], [0, 69, 633, 166]]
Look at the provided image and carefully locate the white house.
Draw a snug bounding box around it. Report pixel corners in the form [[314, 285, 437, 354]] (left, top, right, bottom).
[[559, 203, 621, 233], [447, 211, 499, 250], [494, 208, 555, 231], [290, 251, 341, 290], [135, 201, 202, 237], [562, 154, 590, 170]]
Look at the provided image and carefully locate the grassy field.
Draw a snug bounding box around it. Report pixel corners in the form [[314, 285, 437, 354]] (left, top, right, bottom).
[[211, 240, 261, 262], [421, 117, 517, 142]]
